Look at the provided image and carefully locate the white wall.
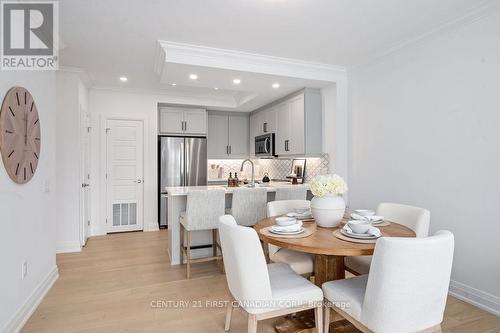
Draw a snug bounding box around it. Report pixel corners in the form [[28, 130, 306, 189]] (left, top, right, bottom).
[[55, 71, 89, 253], [348, 12, 500, 314], [89, 88, 216, 235], [0, 72, 58, 331]]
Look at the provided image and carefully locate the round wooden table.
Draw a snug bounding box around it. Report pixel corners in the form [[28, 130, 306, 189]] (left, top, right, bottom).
[[254, 216, 416, 333]]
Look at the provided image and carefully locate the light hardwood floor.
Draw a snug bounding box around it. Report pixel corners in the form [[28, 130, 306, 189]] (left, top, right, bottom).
[[23, 230, 500, 333]]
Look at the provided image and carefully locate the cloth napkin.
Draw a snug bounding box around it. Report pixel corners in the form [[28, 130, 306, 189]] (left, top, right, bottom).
[[272, 221, 303, 232], [350, 213, 384, 222], [343, 224, 382, 237]]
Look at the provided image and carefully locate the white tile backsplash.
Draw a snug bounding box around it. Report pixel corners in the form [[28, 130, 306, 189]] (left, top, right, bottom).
[[208, 154, 329, 182]]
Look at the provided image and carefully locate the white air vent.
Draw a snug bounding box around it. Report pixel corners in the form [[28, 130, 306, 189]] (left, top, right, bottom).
[[112, 203, 137, 226]]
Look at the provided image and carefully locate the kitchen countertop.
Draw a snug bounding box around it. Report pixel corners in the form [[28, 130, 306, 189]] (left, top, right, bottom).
[[163, 181, 309, 197]]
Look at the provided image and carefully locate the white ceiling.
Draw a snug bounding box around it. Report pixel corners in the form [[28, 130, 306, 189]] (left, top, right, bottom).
[[59, 0, 493, 110]]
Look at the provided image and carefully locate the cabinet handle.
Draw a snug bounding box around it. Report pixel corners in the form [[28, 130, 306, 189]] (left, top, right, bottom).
[[226, 145, 229, 154], [263, 122, 267, 133], [184, 121, 187, 131], [181, 121, 185, 131], [229, 146, 232, 154]]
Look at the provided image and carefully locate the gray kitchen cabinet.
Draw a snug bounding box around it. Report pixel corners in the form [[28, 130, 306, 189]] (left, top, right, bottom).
[[159, 107, 207, 135], [258, 88, 322, 157], [208, 112, 249, 159]]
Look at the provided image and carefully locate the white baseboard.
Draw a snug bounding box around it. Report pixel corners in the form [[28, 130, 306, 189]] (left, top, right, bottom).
[[2, 266, 59, 333], [449, 280, 500, 316], [56, 241, 82, 253]]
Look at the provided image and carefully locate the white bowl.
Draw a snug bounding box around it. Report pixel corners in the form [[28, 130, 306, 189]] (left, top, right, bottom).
[[275, 217, 297, 226], [294, 207, 310, 214], [347, 220, 372, 234], [354, 209, 375, 217]]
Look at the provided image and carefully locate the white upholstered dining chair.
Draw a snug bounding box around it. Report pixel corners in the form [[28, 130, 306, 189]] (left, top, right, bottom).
[[218, 215, 323, 333], [179, 189, 225, 279], [323, 230, 454, 333], [345, 202, 430, 275], [275, 186, 308, 201], [228, 187, 268, 227], [266, 200, 314, 276]]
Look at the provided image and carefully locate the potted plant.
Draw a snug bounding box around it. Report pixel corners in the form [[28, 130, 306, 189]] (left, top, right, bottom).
[[310, 174, 348, 228]]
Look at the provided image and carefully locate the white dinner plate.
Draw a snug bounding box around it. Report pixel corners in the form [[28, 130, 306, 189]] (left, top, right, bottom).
[[269, 227, 305, 235], [340, 228, 379, 239]]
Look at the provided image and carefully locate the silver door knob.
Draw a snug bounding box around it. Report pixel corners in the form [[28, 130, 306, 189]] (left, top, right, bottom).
[[134, 179, 142, 183]]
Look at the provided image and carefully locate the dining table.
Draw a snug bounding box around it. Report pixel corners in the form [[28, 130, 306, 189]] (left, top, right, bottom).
[[254, 216, 416, 333]]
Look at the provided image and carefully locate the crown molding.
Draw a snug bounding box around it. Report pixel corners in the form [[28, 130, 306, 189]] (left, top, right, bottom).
[[350, 0, 500, 70], [90, 85, 243, 109], [57, 66, 93, 88], [156, 41, 346, 83]]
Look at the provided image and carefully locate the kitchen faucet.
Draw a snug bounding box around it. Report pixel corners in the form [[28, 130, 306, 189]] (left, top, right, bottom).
[[240, 159, 255, 188]]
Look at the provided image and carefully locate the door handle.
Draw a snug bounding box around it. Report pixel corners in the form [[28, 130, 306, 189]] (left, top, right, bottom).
[[81, 183, 90, 188], [134, 179, 142, 184]]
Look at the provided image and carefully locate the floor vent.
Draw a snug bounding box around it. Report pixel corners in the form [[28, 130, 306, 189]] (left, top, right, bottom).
[[113, 203, 137, 226]]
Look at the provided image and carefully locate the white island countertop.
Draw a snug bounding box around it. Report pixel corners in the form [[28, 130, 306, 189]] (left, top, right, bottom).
[[163, 181, 309, 197]]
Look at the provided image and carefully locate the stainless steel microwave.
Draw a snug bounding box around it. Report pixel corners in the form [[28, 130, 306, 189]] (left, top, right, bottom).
[[255, 133, 276, 157]]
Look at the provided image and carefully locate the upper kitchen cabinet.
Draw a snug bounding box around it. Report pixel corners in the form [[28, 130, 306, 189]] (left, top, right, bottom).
[[207, 112, 249, 159], [249, 106, 277, 155], [274, 88, 323, 157], [159, 107, 207, 135]]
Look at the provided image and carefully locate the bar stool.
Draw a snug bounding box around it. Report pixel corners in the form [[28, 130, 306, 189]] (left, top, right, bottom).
[[274, 186, 307, 201], [179, 189, 225, 279], [228, 187, 267, 227]]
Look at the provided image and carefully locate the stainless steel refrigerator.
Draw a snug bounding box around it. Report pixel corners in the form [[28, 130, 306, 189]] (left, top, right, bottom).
[[158, 136, 207, 227]]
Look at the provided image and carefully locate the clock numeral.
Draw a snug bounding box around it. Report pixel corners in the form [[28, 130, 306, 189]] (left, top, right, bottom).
[[9, 106, 15, 117], [24, 167, 26, 181], [30, 102, 34, 112], [16, 92, 20, 106], [35, 137, 40, 141], [30, 162, 34, 174], [24, 92, 27, 105], [15, 163, 20, 175], [34, 119, 39, 125], [8, 150, 14, 158], [34, 152, 39, 159], [5, 130, 13, 134]]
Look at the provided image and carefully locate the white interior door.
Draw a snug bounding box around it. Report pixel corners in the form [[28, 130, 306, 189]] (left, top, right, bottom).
[[106, 119, 144, 233], [79, 106, 91, 246]]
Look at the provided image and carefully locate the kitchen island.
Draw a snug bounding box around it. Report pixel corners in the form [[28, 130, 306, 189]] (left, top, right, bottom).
[[162, 182, 310, 265]]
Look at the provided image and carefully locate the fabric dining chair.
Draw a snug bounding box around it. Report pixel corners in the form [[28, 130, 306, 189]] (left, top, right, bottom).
[[323, 230, 454, 333], [345, 202, 431, 275], [218, 215, 323, 333], [266, 200, 314, 276], [179, 189, 225, 279], [274, 186, 308, 201], [228, 187, 268, 227]]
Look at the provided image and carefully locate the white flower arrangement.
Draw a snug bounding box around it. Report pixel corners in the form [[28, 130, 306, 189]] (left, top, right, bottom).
[[310, 174, 348, 197]]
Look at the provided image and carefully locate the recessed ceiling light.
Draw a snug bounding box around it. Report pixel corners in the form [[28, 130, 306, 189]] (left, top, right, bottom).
[[272, 83, 280, 88], [171, 83, 177, 86], [233, 79, 241, 84], [214, 87, 219, 90], [189, 74, 198, 80], [119, 76, 128, 82]]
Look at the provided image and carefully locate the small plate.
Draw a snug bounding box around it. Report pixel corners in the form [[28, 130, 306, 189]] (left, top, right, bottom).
[[269, 227, 305, 235], [287, 212, 313, 220], [340, 228, 379, 239]]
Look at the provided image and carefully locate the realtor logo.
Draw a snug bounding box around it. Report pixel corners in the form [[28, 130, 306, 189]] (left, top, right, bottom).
[[1, 1, 58, 70]]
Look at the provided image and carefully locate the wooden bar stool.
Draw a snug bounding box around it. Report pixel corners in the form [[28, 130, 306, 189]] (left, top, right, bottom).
[[179, 189, 225, 279]]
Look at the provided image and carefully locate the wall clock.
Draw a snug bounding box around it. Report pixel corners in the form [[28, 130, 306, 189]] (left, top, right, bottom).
[[0, 87, 41, 184]]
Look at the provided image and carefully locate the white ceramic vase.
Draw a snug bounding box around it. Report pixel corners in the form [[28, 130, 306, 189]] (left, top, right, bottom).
[[311, 194, 346, 228]]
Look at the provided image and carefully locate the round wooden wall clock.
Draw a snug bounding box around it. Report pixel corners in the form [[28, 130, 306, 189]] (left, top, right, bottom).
[[0, 87, 41, 184]]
